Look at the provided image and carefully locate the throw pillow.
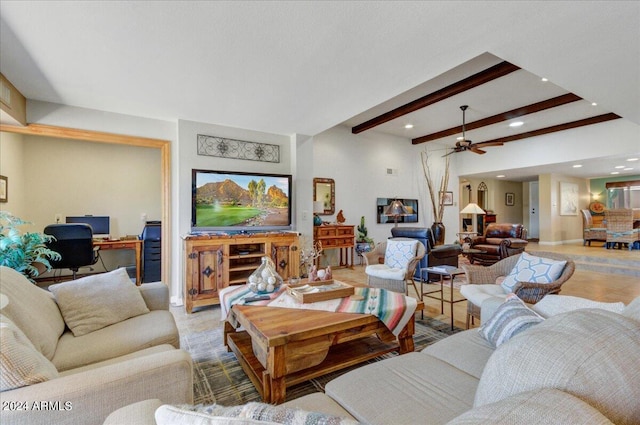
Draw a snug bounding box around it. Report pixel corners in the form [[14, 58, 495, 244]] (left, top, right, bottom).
[[48, 268, 150, 337], [479, 295, 544, 347], [448, 388, 614, 425], [384, 239, 419, 270], [0, 314, 59, 391], [475, 309, 640, 425], [155, 402, 359, 425], [501, 252, 567, 293]]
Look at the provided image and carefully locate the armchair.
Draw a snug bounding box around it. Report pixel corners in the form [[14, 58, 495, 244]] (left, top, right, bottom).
[[459, 251, 575, 328], [605, 208, 640, 250], [362, 237, 426, 296], [581, 209, 607, 246], [467, 223, 528, 266]]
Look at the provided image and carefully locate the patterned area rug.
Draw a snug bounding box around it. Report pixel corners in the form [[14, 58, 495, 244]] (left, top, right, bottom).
[[171, 305, 462, 406]]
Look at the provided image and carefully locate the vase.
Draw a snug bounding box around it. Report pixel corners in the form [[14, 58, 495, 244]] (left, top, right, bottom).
[[431, 222, 445, 246]]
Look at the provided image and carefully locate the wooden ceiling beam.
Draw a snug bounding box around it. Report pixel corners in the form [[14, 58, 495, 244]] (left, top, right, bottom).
[[351, 61, 520, 134], [473, 113, 621, 146], [411, 93, 582, 145]]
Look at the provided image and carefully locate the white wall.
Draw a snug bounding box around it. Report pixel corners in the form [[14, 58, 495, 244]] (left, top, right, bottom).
[[175, 119, 295, 303], [0, 132, 26, 218], [313, 125, 461, 248]]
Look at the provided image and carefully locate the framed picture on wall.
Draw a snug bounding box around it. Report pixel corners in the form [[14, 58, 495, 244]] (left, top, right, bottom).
[[0, 175, 7, 203], [439, 191, 454, 206], [560, 182, 579, 216], [505, 192, 515, 206]]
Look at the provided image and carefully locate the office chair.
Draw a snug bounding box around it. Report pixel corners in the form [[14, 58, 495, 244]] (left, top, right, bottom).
[[44, 224, 100, 279]]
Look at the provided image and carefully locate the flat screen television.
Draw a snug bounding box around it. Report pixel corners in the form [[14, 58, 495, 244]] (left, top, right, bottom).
[[192, 169, 292, 233]]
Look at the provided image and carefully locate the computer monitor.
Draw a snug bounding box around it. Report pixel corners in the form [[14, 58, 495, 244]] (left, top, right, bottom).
[[65, 216, 110, 239]]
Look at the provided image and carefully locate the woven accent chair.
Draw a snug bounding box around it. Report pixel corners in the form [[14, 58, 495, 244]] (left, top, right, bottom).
[[605, 209, 640, 250], [581, 209, 606, 246], [362, 237, 426, 296], [459, 251, 575, 329]]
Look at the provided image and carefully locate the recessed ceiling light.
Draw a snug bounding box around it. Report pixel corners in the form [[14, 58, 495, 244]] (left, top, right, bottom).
[[615, 165, 625, 169], [627, 158, 639, 162], [496, 175, 505, 178], [509, 121, 524, 128], [541, 77, 548, 82], [572, 164, 582, 168], [624, 168, 633, 171], [404, 124, 413, 129], [591, 102, 597, 106], [611, 171, 620, 175]]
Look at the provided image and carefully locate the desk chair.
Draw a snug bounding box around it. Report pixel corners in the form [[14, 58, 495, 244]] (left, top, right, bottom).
[[44, 224, 100, 279]]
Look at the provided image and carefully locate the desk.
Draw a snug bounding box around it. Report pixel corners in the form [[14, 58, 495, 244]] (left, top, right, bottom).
[[420, 266, 466, 330], [94, 240, 143, 285]]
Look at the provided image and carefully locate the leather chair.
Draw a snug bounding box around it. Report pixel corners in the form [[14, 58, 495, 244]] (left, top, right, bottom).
[[467, 223, 528, 266], [581, 209, 606, 246], [44, 224, 100, 279], [391, 227, 461, 282]]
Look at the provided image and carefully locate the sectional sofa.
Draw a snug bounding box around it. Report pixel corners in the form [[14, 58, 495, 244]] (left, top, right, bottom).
[[0, 266, 193, 425], [106, 294, 640, 425]]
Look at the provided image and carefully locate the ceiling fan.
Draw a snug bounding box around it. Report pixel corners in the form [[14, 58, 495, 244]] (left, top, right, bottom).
[[444, 105, 503, 156]]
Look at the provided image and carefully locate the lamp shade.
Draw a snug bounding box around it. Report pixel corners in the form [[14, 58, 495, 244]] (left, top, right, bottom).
[[384, 199, 410, 216], [460, 203, 486, 215], [313, 201, 325, 214]]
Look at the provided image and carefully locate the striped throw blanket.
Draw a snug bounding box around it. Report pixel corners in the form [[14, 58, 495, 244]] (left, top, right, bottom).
[[219, 283, 417, 336]]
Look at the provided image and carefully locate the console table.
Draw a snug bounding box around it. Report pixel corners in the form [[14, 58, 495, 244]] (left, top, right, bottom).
[[313, 224, 355, 268]]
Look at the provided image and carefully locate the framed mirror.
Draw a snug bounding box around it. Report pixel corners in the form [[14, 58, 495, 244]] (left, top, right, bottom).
[[477, 182, 488, 210], [313, 178, 335, 215]]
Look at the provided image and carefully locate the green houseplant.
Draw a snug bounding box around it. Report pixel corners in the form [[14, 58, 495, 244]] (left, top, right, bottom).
[[356, 216, 374, 258], [0, 211, 61, 282]]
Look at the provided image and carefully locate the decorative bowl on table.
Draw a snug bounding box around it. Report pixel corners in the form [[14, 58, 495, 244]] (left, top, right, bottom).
[[247, 256, 284, 294]]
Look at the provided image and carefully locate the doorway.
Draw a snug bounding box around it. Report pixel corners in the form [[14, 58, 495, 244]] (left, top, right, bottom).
[[528, 181, 540, 239]]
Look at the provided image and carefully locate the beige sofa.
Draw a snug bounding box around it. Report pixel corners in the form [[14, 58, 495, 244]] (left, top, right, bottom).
[[0, 266, 193, 425], [105, 294, 639, 425]]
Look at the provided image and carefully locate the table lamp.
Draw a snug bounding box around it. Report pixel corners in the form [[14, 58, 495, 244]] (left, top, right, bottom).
[[313, 201, 324, 226], [460, 202, 486, 234], [384, 199, 410, 227]]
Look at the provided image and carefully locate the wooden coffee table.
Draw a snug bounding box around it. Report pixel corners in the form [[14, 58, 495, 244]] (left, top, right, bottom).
[[224, 302, 423, 404]]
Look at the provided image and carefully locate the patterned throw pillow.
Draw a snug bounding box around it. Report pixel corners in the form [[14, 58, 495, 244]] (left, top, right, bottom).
[[501, 252, 567, 293], [0, 314, 59, 391], [479, 295, 544, 347], [156, 402, 359, 425], [384, 239, 419, 270]]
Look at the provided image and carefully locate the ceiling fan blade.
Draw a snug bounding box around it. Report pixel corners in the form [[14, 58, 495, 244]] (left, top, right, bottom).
[[476, 141, 504, 148], [442, 149, 457, 157], [470, 147, 487, 154]]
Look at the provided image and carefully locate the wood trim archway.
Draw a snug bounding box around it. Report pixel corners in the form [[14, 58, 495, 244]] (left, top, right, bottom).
[[0, 123, 171, 285]]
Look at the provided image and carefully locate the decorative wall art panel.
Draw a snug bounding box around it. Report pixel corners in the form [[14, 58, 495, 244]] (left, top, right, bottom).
[[197, 134, 280, 163]]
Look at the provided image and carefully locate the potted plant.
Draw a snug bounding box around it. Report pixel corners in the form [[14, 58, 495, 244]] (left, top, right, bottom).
[[356, 216, 374, 256], [0, 212, 61, 282]]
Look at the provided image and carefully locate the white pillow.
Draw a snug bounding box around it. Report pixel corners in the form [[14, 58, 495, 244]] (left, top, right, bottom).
[[501, 252, 567, 293], [49, 268, 149, 336], [384, 239, 419, 270], [0, 314, 59, 391]]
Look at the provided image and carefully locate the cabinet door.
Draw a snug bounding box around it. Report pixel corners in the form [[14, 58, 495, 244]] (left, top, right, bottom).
[[270, 240, 299, 279], [187, 244, 224, 302]]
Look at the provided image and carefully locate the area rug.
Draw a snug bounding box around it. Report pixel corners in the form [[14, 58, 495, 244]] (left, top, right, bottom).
[[171, 305, 462, 406]]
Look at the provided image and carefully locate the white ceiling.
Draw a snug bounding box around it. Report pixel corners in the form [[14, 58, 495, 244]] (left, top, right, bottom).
[[1, 1, 639, 181]]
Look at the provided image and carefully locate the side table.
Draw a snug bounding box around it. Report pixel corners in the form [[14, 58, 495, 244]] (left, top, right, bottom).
[[420, 266, 466, 330]]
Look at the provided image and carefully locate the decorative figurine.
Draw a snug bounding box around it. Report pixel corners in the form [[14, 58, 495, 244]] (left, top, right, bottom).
[[325, 266, 332, 280], [336, 210, 346, 224], [308, 265, 318, 282]]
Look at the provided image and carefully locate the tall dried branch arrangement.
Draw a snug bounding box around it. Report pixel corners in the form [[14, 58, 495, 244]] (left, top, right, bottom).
[[420, 150, 450, 223]]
